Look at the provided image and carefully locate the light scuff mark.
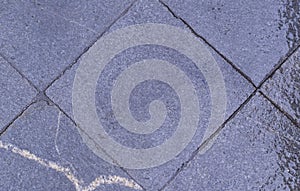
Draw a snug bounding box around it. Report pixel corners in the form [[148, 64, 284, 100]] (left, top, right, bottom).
[[0, 140, 143, 191]]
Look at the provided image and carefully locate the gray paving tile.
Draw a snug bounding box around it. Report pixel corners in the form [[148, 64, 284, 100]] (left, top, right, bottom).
[[164, 93, 300, 191], [47, 0, 254, 189], [0, 101, 142, 191], [0, 56, 37, 132], [161, 0, 300, 85], [35, 0, 135, 32], [262, 48, 300, 124], [0, 1, 105, 90]]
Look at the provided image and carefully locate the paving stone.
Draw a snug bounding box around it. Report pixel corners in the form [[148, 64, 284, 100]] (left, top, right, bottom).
[[262, 47, 300, 124], [0, 101, 142, 191], [46, 0, 254, 189], [1, 0, 298, 190], [164, 93, 300, 191], [0, 56, 37, 132], [162, 0, 300, 85], [0, 1, 104, 90], [35, 0, 135, 32]]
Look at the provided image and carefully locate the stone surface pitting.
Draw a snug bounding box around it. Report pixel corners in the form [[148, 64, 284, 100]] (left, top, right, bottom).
[[35, 0, 135, 32], [0, 0, 133, 90], [262, 47, 300, 124], [0, 0, 298, 190], [162, 0, 299, 85], [0, 101, 142, 191], [0, 56, 37, 132], [47, 0, 254, 189], [164, 93, 300, 191]]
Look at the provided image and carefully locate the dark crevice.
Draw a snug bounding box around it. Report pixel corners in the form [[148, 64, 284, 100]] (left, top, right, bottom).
[[0, 52, 39, 92], [260, 91, 300, 128], [158, 0, 257, 89], [0, 100, 37, 137], [42, 0, 139, 93], [44, 94, 147, 191], [1, 1, 299, 190], [32, 91, 53, 105], [257, 43, 300, 89], [1, 1, 145, 189], [158, 2, 300, 189], [159, 89, 258, 190], [0, 89, 54, 137]]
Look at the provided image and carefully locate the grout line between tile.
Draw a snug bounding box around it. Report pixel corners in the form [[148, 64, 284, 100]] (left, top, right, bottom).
[[257, 43, 300, 89], [2, 1, 298, 190], [42, 0, 139, 93], [0, 100, 37, 137], [158, 0, 257, 89], [157, 42, 300, 191], [1, 1, 144, 187], [156, 3, 300, 188], [39, 0, 146, 186], [44, 94, 147, 191], [0, 53, 39, 92], [260, 91, 299, 128], [159, 89, 258, 190], [1, 1, 145, 189]]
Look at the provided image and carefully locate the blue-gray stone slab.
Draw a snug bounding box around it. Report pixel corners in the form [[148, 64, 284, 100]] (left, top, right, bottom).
[[35, 0, 135, 32], [46, 0, 254, 189], [164, 93, 300, 191], [0, 56, 37, 132], [262, 48, 300, 124], [0, 0, 133, 90], [161, 0, 300, 85], [0, 101, 142, 191]]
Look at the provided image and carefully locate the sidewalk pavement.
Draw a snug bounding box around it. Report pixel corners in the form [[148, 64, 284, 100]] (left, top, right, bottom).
[[0, 0, 299, 190]]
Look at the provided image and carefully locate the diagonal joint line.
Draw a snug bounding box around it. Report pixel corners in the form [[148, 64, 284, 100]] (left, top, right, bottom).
[[259, 91, 299, 128], [0, 100, 37, 137], [159, 89, 258, 190], [43, 94, 147, 191], [42, 0, 139, 93], [0, 52, 39, 92], [0, 91, 60, 138], [158, 0, 256, 88], [257, 43, 300, 89]]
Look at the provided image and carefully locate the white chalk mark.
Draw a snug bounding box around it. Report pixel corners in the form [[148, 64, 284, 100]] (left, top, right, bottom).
[[55, 111, 62, 156], [82, 175, 142, 191], [53, 111, 77, 176], [0, 140, 142, 191]]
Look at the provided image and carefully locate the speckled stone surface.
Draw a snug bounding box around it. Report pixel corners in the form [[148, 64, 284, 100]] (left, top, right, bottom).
[[35, 0, 135, 32], [164, 93, 300, 191], [46, 0, 254, 189], [0, 101, 142, 191], [0, 56, 37, 132], [0, 0, 299, 190], [0, 0, 133, 90], [161, 0, 300, 85], [262, 47, 300, 124]]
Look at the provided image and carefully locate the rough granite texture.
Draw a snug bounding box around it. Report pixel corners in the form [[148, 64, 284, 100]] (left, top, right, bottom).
[[164, 93, 300, 191], [0, 0, 134, 90], [0, 0, 299, 190], [0, 56, 37, 132], [46, 0, 254, 189], [162, 0, 299, 85], [262, 47, 300, 124], [0, 101, 141, 191]]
